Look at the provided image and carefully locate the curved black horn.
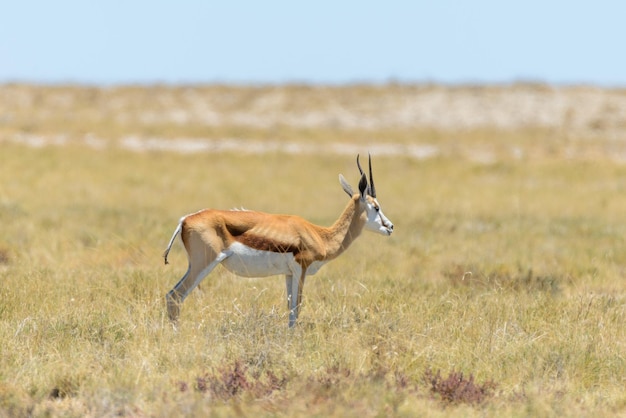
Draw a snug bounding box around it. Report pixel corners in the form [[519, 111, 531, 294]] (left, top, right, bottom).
[[356, 154, 365, 178], [368, 153, 376, 198], [356, 154, 371, 196], [356, 154, 376, 197]]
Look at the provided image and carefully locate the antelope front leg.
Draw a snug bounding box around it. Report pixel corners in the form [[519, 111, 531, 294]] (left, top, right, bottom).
[[296, 274, 305, 318], [285, 274, 297, 328], [285, 271, 307, 328]]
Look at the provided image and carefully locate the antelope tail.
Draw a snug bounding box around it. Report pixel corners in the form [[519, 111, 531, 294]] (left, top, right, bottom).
[[163, 218, 184, 265]]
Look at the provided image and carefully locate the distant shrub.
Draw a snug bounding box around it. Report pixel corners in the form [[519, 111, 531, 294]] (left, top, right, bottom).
[[0, 247, 10, 265], [423, 368, 496, 406], [48, 376, 80, 400]]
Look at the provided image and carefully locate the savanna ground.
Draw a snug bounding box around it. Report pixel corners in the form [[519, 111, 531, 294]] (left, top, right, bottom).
[[0, 84, 625, 417]]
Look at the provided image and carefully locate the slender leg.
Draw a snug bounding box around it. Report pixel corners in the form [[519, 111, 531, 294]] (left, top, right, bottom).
[[166, 265, 190, 321], [296, 274, 306, 317], [285, 274, 293, 312], [286, 270, 307, 328], [166, 250, 231, 321], [287, 274, 297, 328], [287, 274, 301, 328]]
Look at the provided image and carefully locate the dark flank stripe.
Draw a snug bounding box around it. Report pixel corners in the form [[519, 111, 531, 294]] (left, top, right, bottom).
[[235, 233, 300, 254]]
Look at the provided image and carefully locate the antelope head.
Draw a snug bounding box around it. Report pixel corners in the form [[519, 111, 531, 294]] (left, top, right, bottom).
[[340, 154, 394, 236]]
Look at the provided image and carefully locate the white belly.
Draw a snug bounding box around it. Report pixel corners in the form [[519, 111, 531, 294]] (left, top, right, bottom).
[[221, 242, 326, 277]]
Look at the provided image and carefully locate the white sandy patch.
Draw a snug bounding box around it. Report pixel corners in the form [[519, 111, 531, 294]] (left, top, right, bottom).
[[3, 84, 626, 162], [2, 133, 442, 160], [118, 136, 441, 159]]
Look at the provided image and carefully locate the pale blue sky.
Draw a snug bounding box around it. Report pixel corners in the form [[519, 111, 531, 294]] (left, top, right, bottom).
[[1, 1, 624, 86]]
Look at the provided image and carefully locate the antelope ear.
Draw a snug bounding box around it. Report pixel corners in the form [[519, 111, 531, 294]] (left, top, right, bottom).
[[339, 174, 354, 197], [358, 173, 368, 199]]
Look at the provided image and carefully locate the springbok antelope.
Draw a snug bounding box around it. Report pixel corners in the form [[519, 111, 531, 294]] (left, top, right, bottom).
[[163, 155, 394, 327]]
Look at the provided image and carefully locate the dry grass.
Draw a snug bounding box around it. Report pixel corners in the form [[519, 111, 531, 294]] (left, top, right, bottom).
[[0, 84, 625, 417]]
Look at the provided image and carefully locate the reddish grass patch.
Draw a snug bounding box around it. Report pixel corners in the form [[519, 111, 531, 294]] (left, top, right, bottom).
[[423, 368, 497, 406], [178, 360, 288, 401]]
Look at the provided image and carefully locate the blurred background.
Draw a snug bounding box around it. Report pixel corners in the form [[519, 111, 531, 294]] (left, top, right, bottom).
[[1, 1, 625, 159]]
